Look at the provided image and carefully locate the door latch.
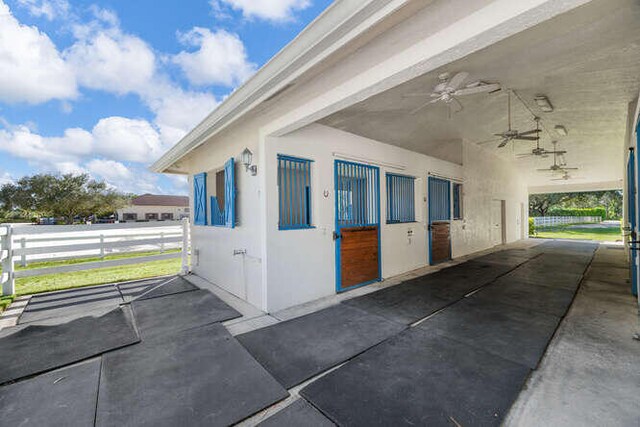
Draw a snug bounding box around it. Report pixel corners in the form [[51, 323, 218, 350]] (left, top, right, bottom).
[[333, 231, 341, 241]]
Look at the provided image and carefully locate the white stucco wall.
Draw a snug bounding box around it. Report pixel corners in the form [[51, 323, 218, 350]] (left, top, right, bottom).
[[184, 121, 265, 309], [263, 124, 528, 312]]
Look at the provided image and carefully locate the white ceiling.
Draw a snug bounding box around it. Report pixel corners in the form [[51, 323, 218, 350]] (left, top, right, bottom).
[[319, 0, 640, 191]]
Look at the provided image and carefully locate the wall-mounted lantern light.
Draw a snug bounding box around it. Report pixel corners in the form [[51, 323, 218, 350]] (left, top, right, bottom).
[[241, 148, 257, 176]]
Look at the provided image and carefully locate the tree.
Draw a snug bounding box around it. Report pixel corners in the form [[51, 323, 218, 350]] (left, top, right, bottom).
[[529, 193, 569, 216], [0, 174, 130, 224], [529, 190, 623, 219]]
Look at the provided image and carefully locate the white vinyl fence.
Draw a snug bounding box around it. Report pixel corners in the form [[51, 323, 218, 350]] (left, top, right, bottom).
[[0, 219, 190, 296], [532, 216, 602, 227]]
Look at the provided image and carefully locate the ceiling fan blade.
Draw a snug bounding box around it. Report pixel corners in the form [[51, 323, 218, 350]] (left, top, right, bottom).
[[447, 72, 468, 90], [536, 168, 553, 171], [514, 136, 539, 141], [476, 137, 501, 145], [402, 93, 433, 98], [410, 98, 440, 115], [518, 129, 542, 136], [454, 83, 501, 96], [562, 167, 579, 170], [498, 138, 509, 148], [516, 153, 533, 158]]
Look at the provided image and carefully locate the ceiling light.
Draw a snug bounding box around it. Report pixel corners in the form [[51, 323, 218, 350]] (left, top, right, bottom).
[[534, 95, 554, 112], [554, 125, 568, 136]]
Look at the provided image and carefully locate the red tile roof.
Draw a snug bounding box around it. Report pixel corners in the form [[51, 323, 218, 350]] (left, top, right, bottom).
[[131, 194, 189, 207]]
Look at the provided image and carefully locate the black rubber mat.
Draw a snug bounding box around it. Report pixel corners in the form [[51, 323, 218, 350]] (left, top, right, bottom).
[[19, 285, 123, 324], [116, 278, 168, 299], [136, 276, 198, 300], [496, 270, 583, 292], [96, 323, 288, 427], [419, 297, 561, 368], [301, 328, 531, 427], [470, 280, 577, 317], [343, 281, 452, 324], [0, 359, 101, 427], [0, 306, 139, 385], [474, 249, 536, 267], [131, 289, 241, 340], [257, 399, 335, 427], [237, 304, 405, 388]]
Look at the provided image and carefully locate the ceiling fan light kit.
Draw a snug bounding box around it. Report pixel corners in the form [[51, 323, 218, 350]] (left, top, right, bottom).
[[554, 125, 568, 136], [534, 95, 554, 112]]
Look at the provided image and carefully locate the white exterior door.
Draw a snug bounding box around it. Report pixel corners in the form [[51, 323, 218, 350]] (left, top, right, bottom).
[[491, 200, 504, 246]]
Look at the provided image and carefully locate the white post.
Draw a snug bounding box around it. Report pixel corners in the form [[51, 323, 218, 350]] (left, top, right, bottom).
[[99, 234, 105, 260], [20, 237, 27, 267], [1, 225, 15, 296], [160, 232, 165, 253], [181, 218, 189, 275]]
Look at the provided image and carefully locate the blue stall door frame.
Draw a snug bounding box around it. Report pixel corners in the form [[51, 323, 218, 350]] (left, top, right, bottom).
[[334, 159, 381, 293], [633, 125, 640, 297], [427, 176, 452, 266]]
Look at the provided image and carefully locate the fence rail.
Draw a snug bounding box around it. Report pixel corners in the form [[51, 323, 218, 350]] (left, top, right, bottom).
[[532, 216, 602, 227], [1, 219, 190, 296]]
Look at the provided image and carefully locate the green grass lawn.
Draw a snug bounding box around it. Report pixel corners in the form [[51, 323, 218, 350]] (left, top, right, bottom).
[[0, 295, 14, 313], [2, 249, 182, 297], [533, 226, 622, 242]]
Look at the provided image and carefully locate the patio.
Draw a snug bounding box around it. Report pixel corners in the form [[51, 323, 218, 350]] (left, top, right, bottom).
[[0, 240, 638, 426]]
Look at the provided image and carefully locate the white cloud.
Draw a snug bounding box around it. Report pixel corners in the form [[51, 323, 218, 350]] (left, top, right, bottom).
[[92, 117, 164, 163], [16, 0, 69, 20], [0, 0, 77, 103], [0, 171, 13, 186], [86, 159, 131, 181], [0, 124, 92, 166], [65, 25, 156, 96], [173, 28, 256, 87], [212, 0, 311, 22], [146, 85, 218, 146]]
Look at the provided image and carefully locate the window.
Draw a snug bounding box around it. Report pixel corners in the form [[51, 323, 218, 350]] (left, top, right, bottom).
[[161, 213, 174, 221], [122, 213, 137, 221], [192, 158, 236, 228], [386, 173, 415, 223], [453, 183, 463, 220], [278, 155, 313, 229], [145, 213, 159, 221]]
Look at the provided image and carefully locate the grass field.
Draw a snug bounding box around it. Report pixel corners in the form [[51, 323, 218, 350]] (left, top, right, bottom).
[[2, 249, 182, 297], [533, 226, 622, 242]]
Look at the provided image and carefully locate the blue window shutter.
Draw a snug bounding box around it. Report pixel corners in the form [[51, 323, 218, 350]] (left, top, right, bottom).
[[224, 158, 235, 228], [193, 172, 207, 225]]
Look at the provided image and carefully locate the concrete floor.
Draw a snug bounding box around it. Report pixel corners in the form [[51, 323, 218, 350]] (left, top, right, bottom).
[[505, 244, 640, 426]]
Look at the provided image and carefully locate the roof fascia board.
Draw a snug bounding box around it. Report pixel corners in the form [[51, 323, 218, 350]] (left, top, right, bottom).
[[151, 0, 410, 173]]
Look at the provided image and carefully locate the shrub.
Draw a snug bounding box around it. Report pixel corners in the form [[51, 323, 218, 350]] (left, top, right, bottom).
[[528, 218, 536, 236], [547, 207, 606, 220]]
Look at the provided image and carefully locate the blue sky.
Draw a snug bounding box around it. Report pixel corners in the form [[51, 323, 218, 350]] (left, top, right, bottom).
[[0, 0, 332, 194]]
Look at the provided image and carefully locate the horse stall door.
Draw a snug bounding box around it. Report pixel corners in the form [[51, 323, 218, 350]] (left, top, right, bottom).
[[428, 177, 451, 265], [335, 160, 381, 291]]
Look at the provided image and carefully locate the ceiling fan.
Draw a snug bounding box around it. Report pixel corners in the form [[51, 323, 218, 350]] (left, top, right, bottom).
[[551, 171, 581, 181], [516, 133, 567, 159], [405, 72, 501, 115], [479, 90, 542, 148], [537, 141, 578, 174]]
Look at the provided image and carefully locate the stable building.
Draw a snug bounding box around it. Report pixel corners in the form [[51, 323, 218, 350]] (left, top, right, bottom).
[[117, 194, 189, 222], [152, 0, 640, 313]]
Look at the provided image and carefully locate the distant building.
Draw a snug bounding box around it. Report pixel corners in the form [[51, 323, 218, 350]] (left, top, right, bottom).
[[117, 194, 189, 222]]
